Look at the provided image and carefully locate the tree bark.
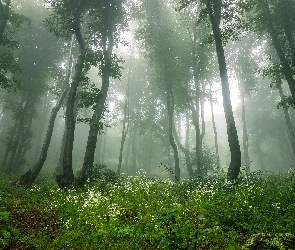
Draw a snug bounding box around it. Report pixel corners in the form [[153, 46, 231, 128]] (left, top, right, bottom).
[[14, 88, 70, 187], [278, 85, 295, 166], [77, 7, 115, 188], [14, 35, 75, 187], [260, 0, 295, 102], [57, 6, 85, 189], [206, 0, 241, 181]]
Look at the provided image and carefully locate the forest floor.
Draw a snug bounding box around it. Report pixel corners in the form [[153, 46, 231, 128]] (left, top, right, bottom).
[[1, 170, 295, 249]]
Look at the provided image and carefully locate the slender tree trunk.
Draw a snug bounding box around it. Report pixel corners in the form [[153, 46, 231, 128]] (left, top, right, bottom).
[[53, 35, 75, 177], [13, 103, 35, 169], [101, 127, 107, 163], [55, 96, 79, 177], [166, 81, 180, 181], [33, 94, 50, 161], [240, 87, 250, 172], [173, 122, 193, 177], [77, 34, 114, 188], [192, 33, 202, 175], [14, 35, 74, 186], [254, 134, 265, 171], [206, 0, 241, 181], [124, 130, 132, 173], [57, 7, 85, 189], [117, 90, 129, 175], [278, 85, 295, 166], [209, 83, 220, 167], [131, 126, 137, 173], [260, 0, 295, 101], [14, 88, 70, 187], [3, 94, 33, 173]]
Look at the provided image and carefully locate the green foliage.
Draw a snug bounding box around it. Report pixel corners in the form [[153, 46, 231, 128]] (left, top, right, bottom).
[[90, 164, 119, 191], [189, 146, 221, 177], [0, 206, 19, 248], [0, 170, 295, 249]]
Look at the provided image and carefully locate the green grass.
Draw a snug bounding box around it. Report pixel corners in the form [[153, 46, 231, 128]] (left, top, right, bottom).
[[0, 170, 295, 249]]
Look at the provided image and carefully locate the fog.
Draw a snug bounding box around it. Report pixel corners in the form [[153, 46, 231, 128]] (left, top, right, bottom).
[[1, 0, 295, 186]]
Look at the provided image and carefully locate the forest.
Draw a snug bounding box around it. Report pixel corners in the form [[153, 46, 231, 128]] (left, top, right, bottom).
[[0, 0, 295, 249]]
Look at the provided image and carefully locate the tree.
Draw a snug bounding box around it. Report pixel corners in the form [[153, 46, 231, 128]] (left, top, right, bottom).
[[77, 0, 125, 188], [45, 0, 87, 189], [205, 0, 241, 180], [117, 77, 130, 175], [14, 35, 74, 187], [1, 0, 61, 173], [245, 0, 295, 103], [0, 0, 25, 89]]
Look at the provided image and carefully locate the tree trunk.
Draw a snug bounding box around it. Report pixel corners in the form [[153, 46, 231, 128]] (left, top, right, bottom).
[[278, 85, 295, 166], [3, 93, 34, 173], [209, 83, 220, 167], [173, 122, 193, 177], [131, 126, 137, 173], [15, 35, 75, 186], [14, 88, 70, 187], [254, 134, 265, 171], [206, 0, 241, 181], [166, 81, 180, 181], [260, 0, 295, 102], [124, 129, 132, 173], [117, 90, 129, 175], [56, 7, 85, 189], [240, 86, 250, 173], [77, 28, 114, 188], [192, 33, 202, 176]]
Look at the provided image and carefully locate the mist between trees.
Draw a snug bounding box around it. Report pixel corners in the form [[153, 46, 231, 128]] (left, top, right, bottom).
[[1, 0, 295, 189]]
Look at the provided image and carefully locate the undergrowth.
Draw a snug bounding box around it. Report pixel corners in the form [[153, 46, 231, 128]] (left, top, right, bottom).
[[0, 170, 295, 249]]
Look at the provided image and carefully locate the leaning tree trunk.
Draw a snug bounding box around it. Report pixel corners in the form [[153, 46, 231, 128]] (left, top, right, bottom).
[[56, 7, 86, 189], [14, 88, 70, 187], [15, 35, 74, 187], [77, 33, 114, 188], [278, 85, 295, 164], [206, 0, 241, 181], [260, 0, 295, 102]]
